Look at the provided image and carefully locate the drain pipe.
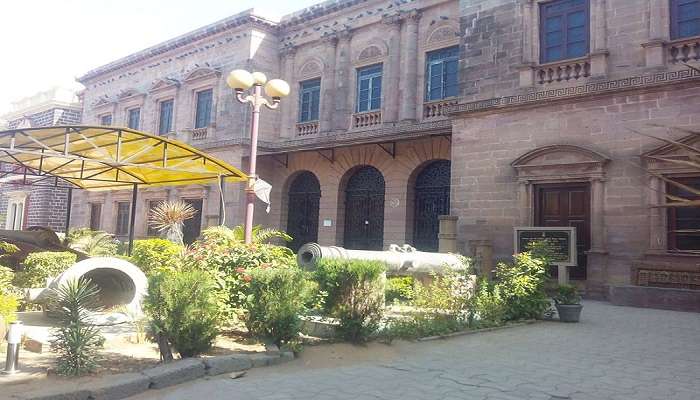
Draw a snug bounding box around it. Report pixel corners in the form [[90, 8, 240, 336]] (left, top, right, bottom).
[[3, 321, 22, 374]]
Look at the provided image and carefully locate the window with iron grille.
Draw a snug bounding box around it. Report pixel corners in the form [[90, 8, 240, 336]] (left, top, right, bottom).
[[425, 46, 459, 101], [299, 79, 321, 122], [89, 203, 102, 231], [671, 0, 700, 39], [539, 0, 589, 63], [116, 201, 131, 236], [195, 89, 213, 129], [356, 64, 382, 113], [127, 108, 141, 130], [667, 177, 700, 252], [100, 114, 112, 126], [158, 99, 174, 135]]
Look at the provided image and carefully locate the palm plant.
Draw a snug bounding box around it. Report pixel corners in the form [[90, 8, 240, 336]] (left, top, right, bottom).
[[201, 225, 291, 246], [149, 200, 197, 245], [49, 278, 105, 376], [65, 228, 118, 256]]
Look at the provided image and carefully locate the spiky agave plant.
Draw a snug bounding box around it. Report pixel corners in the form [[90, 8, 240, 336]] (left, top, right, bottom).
[[149, 200, 197, 245], [66, 228, 119, 256], [50, 278, 105, 376]]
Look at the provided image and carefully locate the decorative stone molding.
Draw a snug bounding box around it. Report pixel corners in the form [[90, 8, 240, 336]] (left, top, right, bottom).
[[149, 78, 181, 93], [424, 24, 460, 50], [183, 66, 221, 83], [642, 133, 700, 174], [298, 59, 323, 80], [449, 68, 700, 116], [511, 144, 610, 181], [117, 88, 146, 101], [91, 97, 115, 109], [354, 41, 387, 66]]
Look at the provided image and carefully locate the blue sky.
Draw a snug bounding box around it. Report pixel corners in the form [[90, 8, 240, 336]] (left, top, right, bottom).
[[0, 0, 320, 116]]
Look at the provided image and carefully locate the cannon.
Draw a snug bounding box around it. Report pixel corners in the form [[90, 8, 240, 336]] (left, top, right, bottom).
[[26, 257, 148, 317], [297, 243, 469, 279]]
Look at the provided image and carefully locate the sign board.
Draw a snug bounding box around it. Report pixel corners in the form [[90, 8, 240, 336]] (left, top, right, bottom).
[[513, 227, 577, 267]]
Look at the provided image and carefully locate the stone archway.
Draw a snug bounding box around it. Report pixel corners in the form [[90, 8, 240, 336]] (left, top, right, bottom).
[[343, 166, 385, 250], [286, 171, 321, 253], [412, 160, 451, 251]]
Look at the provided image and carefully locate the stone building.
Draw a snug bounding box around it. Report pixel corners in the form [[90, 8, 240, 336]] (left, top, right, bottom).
[[70, 0, 700, 307], [0, 88, 82, 232]]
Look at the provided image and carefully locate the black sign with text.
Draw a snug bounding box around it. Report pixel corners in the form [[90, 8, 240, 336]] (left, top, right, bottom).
[[515, 229, 575, 264]]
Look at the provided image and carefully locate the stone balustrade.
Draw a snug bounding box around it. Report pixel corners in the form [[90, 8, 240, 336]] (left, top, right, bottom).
[[296, 121, 320, 136], [668, 37, 700, 63], [352, 110, 382, 129], [536, 58, 591, 84], [423, 99, 459, 120]]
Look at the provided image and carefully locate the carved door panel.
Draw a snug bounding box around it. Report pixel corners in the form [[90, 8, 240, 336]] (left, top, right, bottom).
[[344, 166, 385, 250], [535, 183, 590, 279], [287, 172, 321, 253], [413, 160, 451, 252]]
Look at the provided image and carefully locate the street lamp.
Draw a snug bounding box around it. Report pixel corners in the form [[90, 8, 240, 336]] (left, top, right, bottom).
[[227, 69, 290, 244]]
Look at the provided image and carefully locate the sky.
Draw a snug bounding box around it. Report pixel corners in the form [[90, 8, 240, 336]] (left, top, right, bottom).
[[0, 0, 320, 116]]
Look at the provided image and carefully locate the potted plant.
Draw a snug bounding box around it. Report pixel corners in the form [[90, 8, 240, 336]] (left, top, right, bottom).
[[553, 284, 582, 322]]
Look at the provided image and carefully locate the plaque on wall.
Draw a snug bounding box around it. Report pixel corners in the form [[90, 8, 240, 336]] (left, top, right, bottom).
[[513, 227, 577, 267]]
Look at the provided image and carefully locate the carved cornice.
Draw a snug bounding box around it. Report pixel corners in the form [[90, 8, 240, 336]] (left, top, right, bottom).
[[447, 68, 700, 116]]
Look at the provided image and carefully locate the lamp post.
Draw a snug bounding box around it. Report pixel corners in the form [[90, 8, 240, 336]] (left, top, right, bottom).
[[227, 69, 290, 244]]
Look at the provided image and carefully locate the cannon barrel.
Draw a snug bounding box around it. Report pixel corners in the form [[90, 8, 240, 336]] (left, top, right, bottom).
[[297, 243, 466, 277]]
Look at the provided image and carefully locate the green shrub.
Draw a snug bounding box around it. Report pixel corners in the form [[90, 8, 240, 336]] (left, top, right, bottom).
[[245, 265, 308, 345], [182, 226, 297, 322], [49, 278, 105, 376], [0, 265, 15, 294], [385, 276, 415, 304], [469, 279, 506, 328], [65, 228, 119, 256], [553, 284, 581, 305], [144, 269, 220, 359], [315, 259, 385, 343], [130, 239, 183, 276], [14, 251, 77, 288], [495, 252, 550, 320], [0, 293, 19, 324]]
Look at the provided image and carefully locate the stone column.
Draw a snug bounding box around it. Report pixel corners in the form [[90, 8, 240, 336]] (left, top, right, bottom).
[[280, 47, 296, 138], [320, 35, 338, 133], [590, 177, 607, 251], [334, 29, 353, 131], [438, 215, 458, 253], [518, 0, 536, 87], [382, 15, 402, 123], [589, 0, 609, 77], [644, 0, 669, 68], [399, 10, 420, 121]]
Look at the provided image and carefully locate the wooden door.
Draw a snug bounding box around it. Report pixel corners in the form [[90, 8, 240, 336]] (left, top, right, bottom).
[[535, 183, 590, 279]]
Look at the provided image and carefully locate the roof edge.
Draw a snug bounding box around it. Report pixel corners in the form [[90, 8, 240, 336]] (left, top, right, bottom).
[[77, 9, 278, 83]]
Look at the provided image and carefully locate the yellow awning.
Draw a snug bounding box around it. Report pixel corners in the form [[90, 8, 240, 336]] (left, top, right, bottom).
[[0, 126, 247, 191]]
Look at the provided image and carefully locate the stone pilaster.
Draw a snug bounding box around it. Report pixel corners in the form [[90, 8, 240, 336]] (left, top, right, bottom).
[[320, 34, 337, 133], [399, 10, 420, 121], [383, 15, 402, 123], [517, 180, 532, 225], [648, 176, 666, 251], [334, 29, 353, 131], [280, 46, 296, 138], [590, 177, 606, 252], [643, 0, 670, 68]]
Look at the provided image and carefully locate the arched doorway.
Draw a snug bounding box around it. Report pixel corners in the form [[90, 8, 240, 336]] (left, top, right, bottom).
[[344, 166, 385, 250], [286, 171, 321, 253], [413, 160, 451, 251]]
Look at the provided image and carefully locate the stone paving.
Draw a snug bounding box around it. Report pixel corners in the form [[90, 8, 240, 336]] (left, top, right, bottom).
[[126, 301, 700, 400]]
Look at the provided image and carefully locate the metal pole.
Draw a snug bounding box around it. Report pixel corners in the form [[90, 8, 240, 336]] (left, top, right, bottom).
[[3, 321, 22, 374], [64, 187, 73, 233], [218, 175, 225, 226], [243, 84, 263, 245], [127, 183, 138, 256]]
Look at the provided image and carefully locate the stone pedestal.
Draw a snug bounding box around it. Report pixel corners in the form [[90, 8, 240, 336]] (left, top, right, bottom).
[[469, 239, 493, 279], [438, 215, 458, 253]]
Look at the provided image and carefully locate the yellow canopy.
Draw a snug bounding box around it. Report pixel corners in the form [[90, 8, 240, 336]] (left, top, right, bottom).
[[0, 126, 247, 191]]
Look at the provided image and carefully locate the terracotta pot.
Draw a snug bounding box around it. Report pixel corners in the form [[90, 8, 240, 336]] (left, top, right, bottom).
[[555, 304, 583, 322]]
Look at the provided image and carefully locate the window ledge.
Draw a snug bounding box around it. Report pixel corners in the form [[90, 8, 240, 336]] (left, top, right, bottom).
[[296, 121, 320, 137], [666, 36, 700, 64], [519, 51, 609, 87], [644, 250, 700, 258]]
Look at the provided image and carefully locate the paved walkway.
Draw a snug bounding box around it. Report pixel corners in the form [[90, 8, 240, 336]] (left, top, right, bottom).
[[127, 301, 700, 400]]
